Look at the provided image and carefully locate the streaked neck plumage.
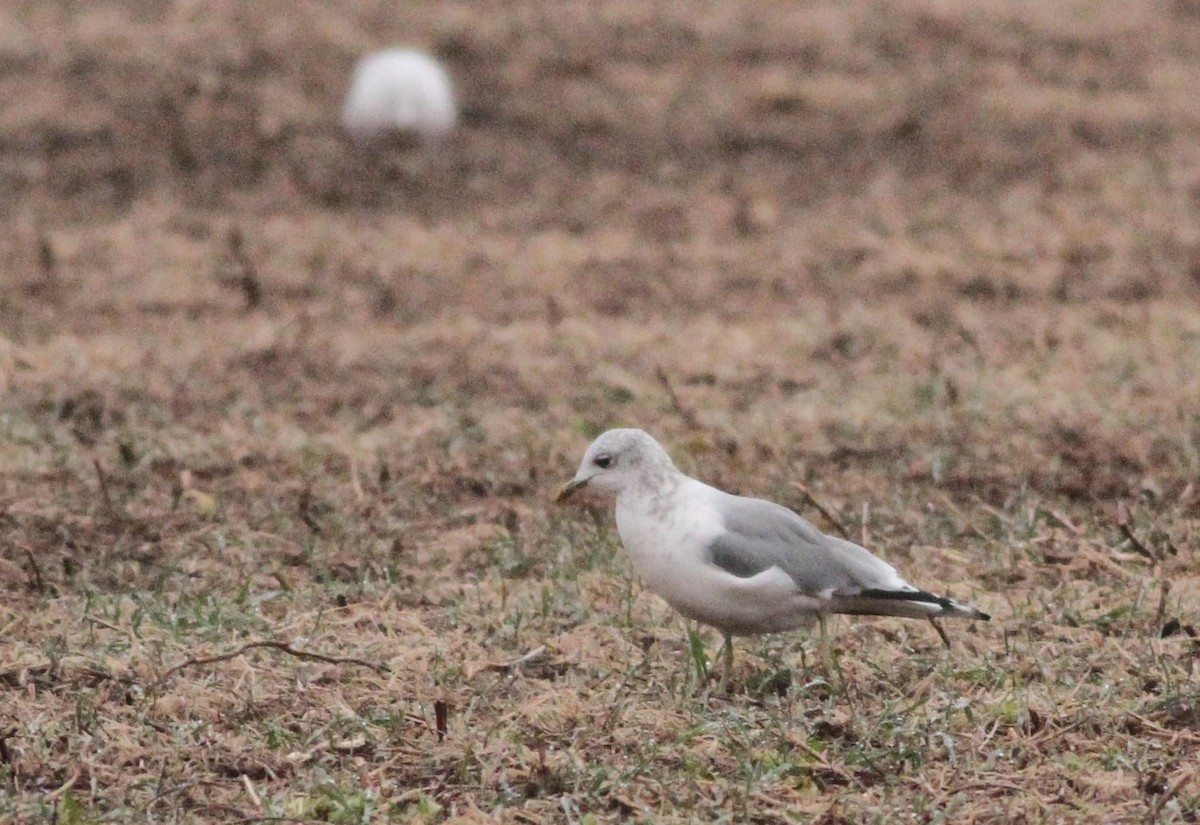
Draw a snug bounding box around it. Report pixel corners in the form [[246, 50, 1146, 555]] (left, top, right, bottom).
[[614, 436, 685, 518]]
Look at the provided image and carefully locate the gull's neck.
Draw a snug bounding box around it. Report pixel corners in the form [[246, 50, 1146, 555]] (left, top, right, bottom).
[[616, 460, 686, 517]]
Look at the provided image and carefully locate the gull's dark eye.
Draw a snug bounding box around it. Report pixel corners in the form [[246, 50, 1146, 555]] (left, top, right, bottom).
[[593, 454, 613, 469]]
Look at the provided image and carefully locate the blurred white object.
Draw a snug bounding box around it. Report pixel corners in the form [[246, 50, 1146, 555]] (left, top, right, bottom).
[[341, 48, 457, 140]]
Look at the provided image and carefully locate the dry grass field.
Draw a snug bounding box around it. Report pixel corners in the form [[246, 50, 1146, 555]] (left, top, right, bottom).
[[2, 1, 1200, 822]]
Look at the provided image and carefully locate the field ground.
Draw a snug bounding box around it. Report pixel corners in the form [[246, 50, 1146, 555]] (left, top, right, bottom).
[[2, 1, 1200, 822]]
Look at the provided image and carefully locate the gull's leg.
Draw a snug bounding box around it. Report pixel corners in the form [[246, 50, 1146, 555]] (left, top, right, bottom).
[[817, 613, 831, 675], [817, 613, 843, 684], [719, 633, 734, 692], [685, 624, 709, 689], [928, 616, 952, 649]]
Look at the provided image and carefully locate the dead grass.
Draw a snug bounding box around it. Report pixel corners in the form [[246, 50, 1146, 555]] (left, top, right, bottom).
[[2, 0, 1200, 822]]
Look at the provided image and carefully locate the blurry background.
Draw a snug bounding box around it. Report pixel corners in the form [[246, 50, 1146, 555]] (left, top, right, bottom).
[[6, 0, 1200, 324]]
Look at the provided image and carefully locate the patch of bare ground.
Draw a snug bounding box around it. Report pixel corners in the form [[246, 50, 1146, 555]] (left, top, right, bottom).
[[2, 0, 1200, 822]]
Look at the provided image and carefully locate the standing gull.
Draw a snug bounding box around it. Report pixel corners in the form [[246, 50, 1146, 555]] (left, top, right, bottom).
[[556, 428, 989, 682]]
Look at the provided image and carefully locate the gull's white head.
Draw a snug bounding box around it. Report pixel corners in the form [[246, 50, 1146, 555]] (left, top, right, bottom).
[[556, 428, 676, 501]]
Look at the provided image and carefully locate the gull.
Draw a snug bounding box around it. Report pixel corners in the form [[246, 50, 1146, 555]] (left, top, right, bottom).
[[556, 428, 989, 685], [342, 48, 457, 141]]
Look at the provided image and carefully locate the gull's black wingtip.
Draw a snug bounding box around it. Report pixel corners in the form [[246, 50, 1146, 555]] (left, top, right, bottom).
[[857, 588, 990, 621]]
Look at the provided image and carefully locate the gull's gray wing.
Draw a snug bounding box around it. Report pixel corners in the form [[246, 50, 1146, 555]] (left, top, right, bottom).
[[707, 490, 990, 620], [706, 491, 903, 597]]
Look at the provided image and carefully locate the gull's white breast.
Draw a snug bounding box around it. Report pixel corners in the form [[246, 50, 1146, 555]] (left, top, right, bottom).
[[615, 478, 723, 602], [615, 478, 821, 635]]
